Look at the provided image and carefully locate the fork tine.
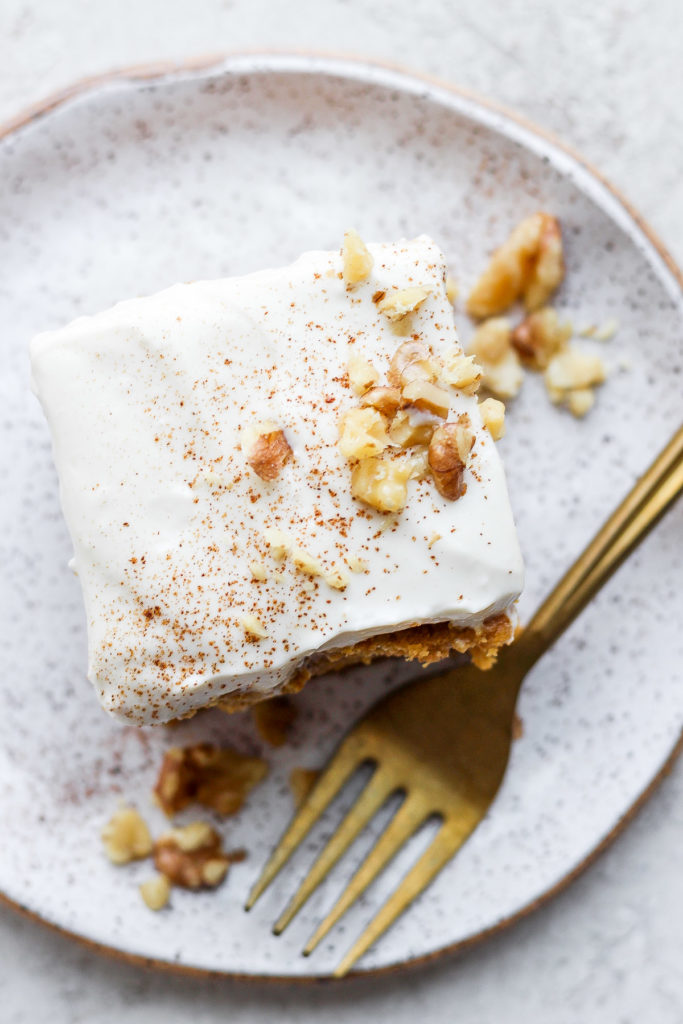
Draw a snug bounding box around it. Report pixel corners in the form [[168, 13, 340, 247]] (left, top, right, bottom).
[[245, 733, 367, 911], [272, 766, 397, 935], [303, 793, 429, 956], [332, 816, 480, 978]]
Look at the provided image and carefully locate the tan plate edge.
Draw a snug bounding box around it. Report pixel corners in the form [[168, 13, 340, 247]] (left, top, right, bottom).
[[1, 50, 682, 984]]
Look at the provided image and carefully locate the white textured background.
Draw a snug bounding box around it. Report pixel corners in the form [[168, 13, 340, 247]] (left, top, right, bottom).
[[1, 1, 682, 1021]]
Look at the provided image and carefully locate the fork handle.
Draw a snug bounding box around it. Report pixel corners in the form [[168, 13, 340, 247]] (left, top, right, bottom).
[[517, 423, 683, 669]]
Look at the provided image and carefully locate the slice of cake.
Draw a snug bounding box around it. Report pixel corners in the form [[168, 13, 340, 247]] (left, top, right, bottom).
[[30, 234, 524, 724]]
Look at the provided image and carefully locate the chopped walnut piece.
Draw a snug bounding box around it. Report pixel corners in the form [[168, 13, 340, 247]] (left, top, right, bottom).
[[262, 526, 292, 560], [467, 319, 523, 399], [252, 696, 297, 747], [153, 823, 239, 890], [240, 614, 267, 640], [567, 388, 595, 418], [467, 213, 564, 317], [291, 546, 323, 577], [153, 744, 268, 817], [249, 561, 269, 582], [479, 397, 506, 440], [101, 805, 153, 865], [440, 350, 482, 394], [524, 215, 564, 311], [140, 874, 171, 911], [342, 229, 374, 287], [338, 407, 390, 460], [428, 418, 474, 501], [480, 349, 524, 399], [511, 307, 572, 370], [445, 274, 458, 304], [469, 317, 512, 364], [346, 555, 369, 574], [359, 385, 403, 418], [402, 380, 451, 418], [378, 286, 431, 321], [290, 767, 320, 807], [351, 455, 417, 513], [544, 347, 606, 392], [544, 346, 606, 417], [403, 449, 431, 480], [389, 407, 438, 448], [387, 340, 438, 388], [347, 353, 380, 395], [242, 422, 293, 482]]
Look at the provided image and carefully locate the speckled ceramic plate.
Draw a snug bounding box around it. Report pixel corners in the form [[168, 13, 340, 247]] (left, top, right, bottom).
[[1, 54, 681, 980]]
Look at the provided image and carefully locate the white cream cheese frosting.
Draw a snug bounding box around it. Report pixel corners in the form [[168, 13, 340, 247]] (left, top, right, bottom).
[[30, 237, 524, 724]]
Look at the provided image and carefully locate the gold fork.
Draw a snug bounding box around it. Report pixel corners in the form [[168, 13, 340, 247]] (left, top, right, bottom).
[[246, 424, 683, 977]]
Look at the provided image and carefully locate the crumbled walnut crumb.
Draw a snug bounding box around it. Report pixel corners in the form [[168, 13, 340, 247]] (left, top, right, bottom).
[[140, 874, 171, 911], [388, 407, 438, 448], [387, 340, 438, 388], [427, 532, 442, 549], [249, 561, 269, 582], [445, 274, 458, 304], [192, 469, 233, 491], [511, 307, 572, 369], [342, 229, 374, 287], [242, 422, 293, 482], [290, 767, 320, 807], [579, 318, 619, 341], [479, 397, 506, 439], [338, 407, 390, 460], [346, 555, 369, 573], [347, 353, 380, 395], [252, 696, 297, 747], [153, 823, 232, 890], [440, 350, 482, 394], [263, 526, 292, 560], [325, 568, 349, 591], [359, 385, 403, 418], [402, 380, 451, 418], [291, 546, 323, 577], [240, 614, 268, 640], [378, 286, 431, 321], [428, 418, 474, 501], [467, 213, 564, 317], [101, 805, 153, 865], [153, 744, 267, 816], [351, 455, 416, 513]]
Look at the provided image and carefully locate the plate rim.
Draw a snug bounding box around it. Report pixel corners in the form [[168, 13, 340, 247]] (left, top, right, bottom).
[[2, 50, 682, 984]]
